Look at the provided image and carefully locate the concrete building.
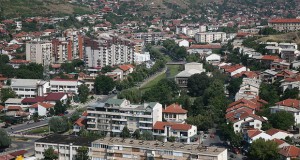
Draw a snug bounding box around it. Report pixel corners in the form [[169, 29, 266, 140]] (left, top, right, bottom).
[[268, 19, 300, 32], [175, 62, 206, 88], [90, 137, 227, 160], [50, 79, 82, 94], [195, 32, 226, 43], [86, 98, 162, 136], [29, 102, 54, 116], [34, 135, 95, 160], [84, 33, 135, 68], [235, 78, 261, 101], [133, 32, 164, 44], [11, 79, 49, 98], [26, 41, 52, 65]]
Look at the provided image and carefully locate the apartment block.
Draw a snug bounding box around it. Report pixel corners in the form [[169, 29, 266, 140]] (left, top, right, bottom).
[[86, 98, 162, 136], [268, 19, 300, 32], [195, 32, 226, 43], [90, 137, 227, 160], [26, 41, 52, 65], [84, 33, 135, 68], [63, 29, 84, 60], [133, 32, 164, 44]]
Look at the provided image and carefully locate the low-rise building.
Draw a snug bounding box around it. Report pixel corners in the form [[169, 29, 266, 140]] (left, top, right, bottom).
[[175, 62, 206, 88], [29, 102, 54, 116], [195, 32, 226, 43], [235, 78, 261, 101], [163, 103, 187, 123], [11, 79, 49, 98], [268, 19, 300, 31], [270, 99, 300, 124], [50, 79, 82, 94]]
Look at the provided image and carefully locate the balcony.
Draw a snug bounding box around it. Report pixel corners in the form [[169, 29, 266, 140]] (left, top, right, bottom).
[[139, 121, 152, 124], [139, 126, 152, 130]]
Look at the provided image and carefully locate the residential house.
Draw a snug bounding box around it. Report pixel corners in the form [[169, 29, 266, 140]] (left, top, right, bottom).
[[153, 121, 197, 143], [235, 78, 261, 101], [281, 49, 300, 62], [118, 64, 135, 77], [44, 92, 68, 104], [265, 128, 293, 140], [244, 129, 272, 143], [163, 103, 187, 123], [281, 74, 300, 91], [271, 60, 290, 71], [220, 64, 247, 76], [194, 32, 226, 43], [176, 39, 189, 47], [279, 145, 300, 160], [29, 102, 54, 116], [205, 54, 221, 65], [73, 118, 86, 133], [273, 139, 290, 148], [233, 71, 259, 79], [260, 69, 278, 84], [175, 62, 206, 87], [270, 99, 300, 124]]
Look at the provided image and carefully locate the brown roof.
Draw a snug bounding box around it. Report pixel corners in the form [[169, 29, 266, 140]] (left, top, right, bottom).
[[163, 103, 187, 114], [45, 92, 66, 101], [0, 105, 4, 111], [276, 99, 300, 109], [261, 55, 280, 61], [9, 150, 27, 157], [119, 64, 134, 71], [266, 128, 291, 136], [153, 121, 192, 131], [273, 138, 287, 146], [279, 146, 300, 158], [233, 71, 258, 79], [74, 118, 85, 127], [189, 44, 221, 49], [31, 102, 54, 109], [7, 106, 22, 111], [247, 129, 262, 138], [227, 111, 265, 123]]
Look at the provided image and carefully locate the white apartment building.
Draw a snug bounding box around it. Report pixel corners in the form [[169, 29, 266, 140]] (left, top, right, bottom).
[[50, 79, 82, 94], [86, 98, 162, 136], [35, 135, 95, 160], [84, 33, 135, 68], [26, 41, 52, 66], [11, 79, 49, 98], [133, 32, 164, 44], [195, 32, 226, 43], [91, 138, 227, 160]]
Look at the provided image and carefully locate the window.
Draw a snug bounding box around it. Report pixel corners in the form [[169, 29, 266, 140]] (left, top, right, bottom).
[[235, 125, 238, 127]]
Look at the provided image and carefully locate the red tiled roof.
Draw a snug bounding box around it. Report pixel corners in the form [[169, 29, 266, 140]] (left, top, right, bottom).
[[273, 138, 287, 146], [227, 98, 268, 112], [279, 146, 300, 158], [261, 55, 279, 61], [74, 118, 85, 127], [221, 64, 245, 73], [10, 59, 30, 64], [7, 106, 22, 111], [0, 105, 4, 111], [269, 19, 300, 23], [153, 121, 192, 131], [45, 93, 66, 101], [31, 102, 54, 109], [233, 71, 258, 79], [227, 111, 265, 123], [284, 74, 300, 82], [163, 103, 187, 114], [22, 97, 45, 103], [0, 154, 14, 160], [119, 64, 134, 71], [276, 99, 300, 109], [225, 108, 253, 119], [266, 128, 291, 136], [189, 44, 221, 49], [247, 129, 262, 138], [82, 111, 88, 116]]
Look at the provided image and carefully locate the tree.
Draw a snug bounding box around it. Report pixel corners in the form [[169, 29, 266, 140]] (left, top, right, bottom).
[[70, 111, 81, 123], [259, 27, 278, 35], [74, 146, 89, 160], [54, 101, 66, 115], [120, 126, 131, 138], [49, 116, 69, 133], [132, 129, 141, 139], [248, 139, 279, 160], [117, 88, 141, 103], [187, 73, 210, 97], [227, 78, 242, 98], [269, 111, 294, 130], [186, 114, 214, 131], [0, 128, 11, 148], [49, 108, 55, 117], [78, 84, 89, 103], [101, 66, 114, 74], [281, 88, 299, 100], [259, 83, 280, 105], [0, 54, 9, 64], [0, 88, 16, 103], [219, 123, 242, 148], [43, 147, 58, 160], [94, 75, 115, 95], [61, 63, 75, 73], [141, 130, 154, 140]]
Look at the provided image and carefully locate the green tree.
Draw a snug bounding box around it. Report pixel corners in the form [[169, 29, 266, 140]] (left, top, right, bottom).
[[117, 88, 141, 103], [259, 83, 280, 105], [43, 147, 58, 160], [70, 111, 81, 123], [269, 111, 294, 130], [61, 63, 75, 73], [72, 59, 84, 68], [78, 84, 89, 103], [0, 128, 11, 148], [49, 116, 69, 133], [0, 54, 9, 64], [219, 123, 242, 148], [186, 114, 214, 131], [54, 101, 66, 115], [74, 146, 89, 160], [248, 139, 279, 160], [141, 130, 154, 140], [281, 88, 299, 100], [101, 66, 114, 74], [259, 27, 278, 35], [227, 78, 242, 97], [94, 75, 115, 95], [187, 73, 210, 97], [132, 129, 141, 139], [0, 88, 16, 103], [120, 126, 131, 138]]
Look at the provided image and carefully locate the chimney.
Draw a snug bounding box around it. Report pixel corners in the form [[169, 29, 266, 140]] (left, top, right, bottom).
[[164, 104, 167, 110]]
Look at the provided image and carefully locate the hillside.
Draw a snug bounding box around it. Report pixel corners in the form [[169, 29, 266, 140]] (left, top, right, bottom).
[[258, 32, 300, 45], [0, 0, 92, 19]]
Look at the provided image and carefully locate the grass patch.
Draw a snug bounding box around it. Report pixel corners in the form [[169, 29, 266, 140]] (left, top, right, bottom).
[[26, 126, 49, 134], [167, 64, 182, 78], [140, 73, 166, 92]]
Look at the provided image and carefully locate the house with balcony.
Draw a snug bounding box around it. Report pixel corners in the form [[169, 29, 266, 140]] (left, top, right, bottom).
[[163, 103, 187, 123], [153, 121, 197, 143], [50, 79, 82, 94], [86, 98, 162, 136], [270, 99, 300, 125]]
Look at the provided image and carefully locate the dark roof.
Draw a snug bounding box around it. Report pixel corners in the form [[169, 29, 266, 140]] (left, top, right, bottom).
[[35, 134, 96, 146], [45, 93, 66, 101], [22, 97, 45, 103], [9, 150, 27, 157]]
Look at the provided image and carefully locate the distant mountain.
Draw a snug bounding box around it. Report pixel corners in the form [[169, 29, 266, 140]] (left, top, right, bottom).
[[0, 0, 92, 19]]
